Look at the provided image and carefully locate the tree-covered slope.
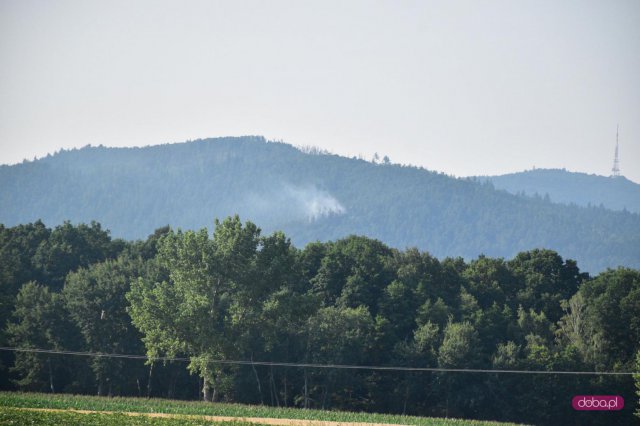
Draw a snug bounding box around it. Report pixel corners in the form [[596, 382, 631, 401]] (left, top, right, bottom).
[[1, 136, 638, 272], [480, 168, 640, 213]]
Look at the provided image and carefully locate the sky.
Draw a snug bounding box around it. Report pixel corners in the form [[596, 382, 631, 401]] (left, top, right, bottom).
[[1, 0, 639, 183]]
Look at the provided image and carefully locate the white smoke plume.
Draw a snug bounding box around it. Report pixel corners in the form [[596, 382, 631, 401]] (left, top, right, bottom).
[[244, 183, 346, 223], [285, 185, 346, 222]]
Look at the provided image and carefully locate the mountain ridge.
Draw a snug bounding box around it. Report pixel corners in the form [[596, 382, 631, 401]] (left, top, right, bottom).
[[478, 168, 640, 214], [1, 136, 639, 273]]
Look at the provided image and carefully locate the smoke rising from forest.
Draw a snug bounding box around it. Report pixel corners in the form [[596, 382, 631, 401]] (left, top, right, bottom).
[[287, 185, 346, 222], [244, 183, 346, 223]]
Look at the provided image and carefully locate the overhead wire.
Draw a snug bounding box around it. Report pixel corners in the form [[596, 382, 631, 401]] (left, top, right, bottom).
[[0, 346, 637, 376]]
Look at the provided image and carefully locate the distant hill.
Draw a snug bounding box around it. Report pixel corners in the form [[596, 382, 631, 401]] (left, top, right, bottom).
[[1, 137, 639, 272], [479, 169, 640, 213]]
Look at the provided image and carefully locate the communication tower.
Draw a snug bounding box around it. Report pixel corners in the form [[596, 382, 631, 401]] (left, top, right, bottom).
[[611, 125, 621, 177]]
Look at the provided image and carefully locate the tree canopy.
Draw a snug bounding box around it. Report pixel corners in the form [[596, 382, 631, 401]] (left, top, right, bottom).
[[0, 218, 638, 425]]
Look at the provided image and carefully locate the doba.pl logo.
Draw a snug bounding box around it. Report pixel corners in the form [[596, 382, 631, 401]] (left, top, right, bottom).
[[572, 395, 624, 411]]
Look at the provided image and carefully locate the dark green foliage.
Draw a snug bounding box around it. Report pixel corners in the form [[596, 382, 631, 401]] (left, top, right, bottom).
[[33, 221, 123, 290], [563, 268, 640, 369], [1, 219, 639, 425], [5, 282, 72, 392], [507, 249, 586, 323], [1, 138, 639, 272], [0, 221, 51, 345], [310, 236, 394, 313], [64, 256, 148, 396]]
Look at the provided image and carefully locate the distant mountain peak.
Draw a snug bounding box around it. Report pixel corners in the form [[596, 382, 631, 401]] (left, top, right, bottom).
[[480, 168, 640, 213]]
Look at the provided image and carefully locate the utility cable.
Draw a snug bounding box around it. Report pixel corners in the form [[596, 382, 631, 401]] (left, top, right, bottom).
[[0, 346, 637, 376]]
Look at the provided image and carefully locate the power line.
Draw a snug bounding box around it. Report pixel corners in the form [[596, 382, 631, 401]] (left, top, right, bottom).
[[1, 346, 637, 376]]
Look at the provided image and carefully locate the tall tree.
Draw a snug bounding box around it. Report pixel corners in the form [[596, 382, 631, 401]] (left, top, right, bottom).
[[64, 255, 146, 396], [437, 320, 481, 418], [33, 221, 123, 290], [507, 249, 586, 323], [0, 222, 51, 343], [305, 305, 375, 410], [6, 281, 77, 392], [564, 268, 640, 369], [128, 216, 261, 401]]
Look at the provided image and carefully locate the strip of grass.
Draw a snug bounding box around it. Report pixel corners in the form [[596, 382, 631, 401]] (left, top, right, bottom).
[[0, 392, 524, 426], [0, 406, 258, 426]]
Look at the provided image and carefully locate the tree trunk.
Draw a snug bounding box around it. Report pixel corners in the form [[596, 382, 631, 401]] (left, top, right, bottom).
[[146, 362, 154, 398], [203, 367, 211, 402], [402, 376, 409, 415], [283, 374, 288, 407], [168, 369, 177, 399], [303, 369, 309, 409], [321, 371, 333, 410], [251, 356, 263, 404], [270, 365, 279, 407], [269, 369, 274, 406], [445, 377, 450, 418], [47, 358, 55, 393], [321, 378, 329, 410], [211, 374, 218, 402], [203, 379, 211, 401]]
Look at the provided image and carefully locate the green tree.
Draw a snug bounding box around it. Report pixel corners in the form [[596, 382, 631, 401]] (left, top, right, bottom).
[[311, 236, 394, 314], [507, 249, 586, 323], [228, 230, 307, 405], [128, 216, 260, 401], [437, 320, 481, 418], [0, 222, 51, 345], [438, 320, 479, 369], [305, 305, 375, 409], [391, 321, 441, 414], [394, 248, 459, 308], [462, 256, 513, 309], [565, 267, 640, 370], [33, 221, 123, 290], [258, 286, 318, 406], [378, 280, 418, 341], [6, 282, 76, 392], [64, 255, 146, 396]]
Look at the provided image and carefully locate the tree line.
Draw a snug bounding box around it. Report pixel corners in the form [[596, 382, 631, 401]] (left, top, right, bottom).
[[1, 218, 639, 425]]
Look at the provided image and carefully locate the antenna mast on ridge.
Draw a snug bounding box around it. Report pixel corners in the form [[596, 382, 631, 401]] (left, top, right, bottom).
[[611, 124, 621, 177]]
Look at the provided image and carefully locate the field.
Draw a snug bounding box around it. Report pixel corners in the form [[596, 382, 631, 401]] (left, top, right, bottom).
[[0, 392, 525, 426], [0, 406, 259, 426]]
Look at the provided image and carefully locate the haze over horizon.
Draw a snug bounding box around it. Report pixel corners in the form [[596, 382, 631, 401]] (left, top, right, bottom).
[[1, 0, 639, 182]]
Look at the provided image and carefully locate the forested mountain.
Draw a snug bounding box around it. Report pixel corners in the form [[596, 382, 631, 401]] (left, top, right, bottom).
[[1, 136, 639, 272], [480, 168, 640, 213]]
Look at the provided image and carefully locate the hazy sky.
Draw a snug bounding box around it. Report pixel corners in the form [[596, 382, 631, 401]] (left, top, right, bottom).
[[1, 0, 639, 182]]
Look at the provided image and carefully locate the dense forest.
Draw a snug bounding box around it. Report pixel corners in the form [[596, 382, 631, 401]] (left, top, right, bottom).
[[1, 219, 638, 425], [1, 137, 639, 272], [480, 168, 640, 214]]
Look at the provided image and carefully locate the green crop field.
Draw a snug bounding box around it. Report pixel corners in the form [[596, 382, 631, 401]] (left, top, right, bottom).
[[0, 392, 524, 426], [0, 406, 261, 426]]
